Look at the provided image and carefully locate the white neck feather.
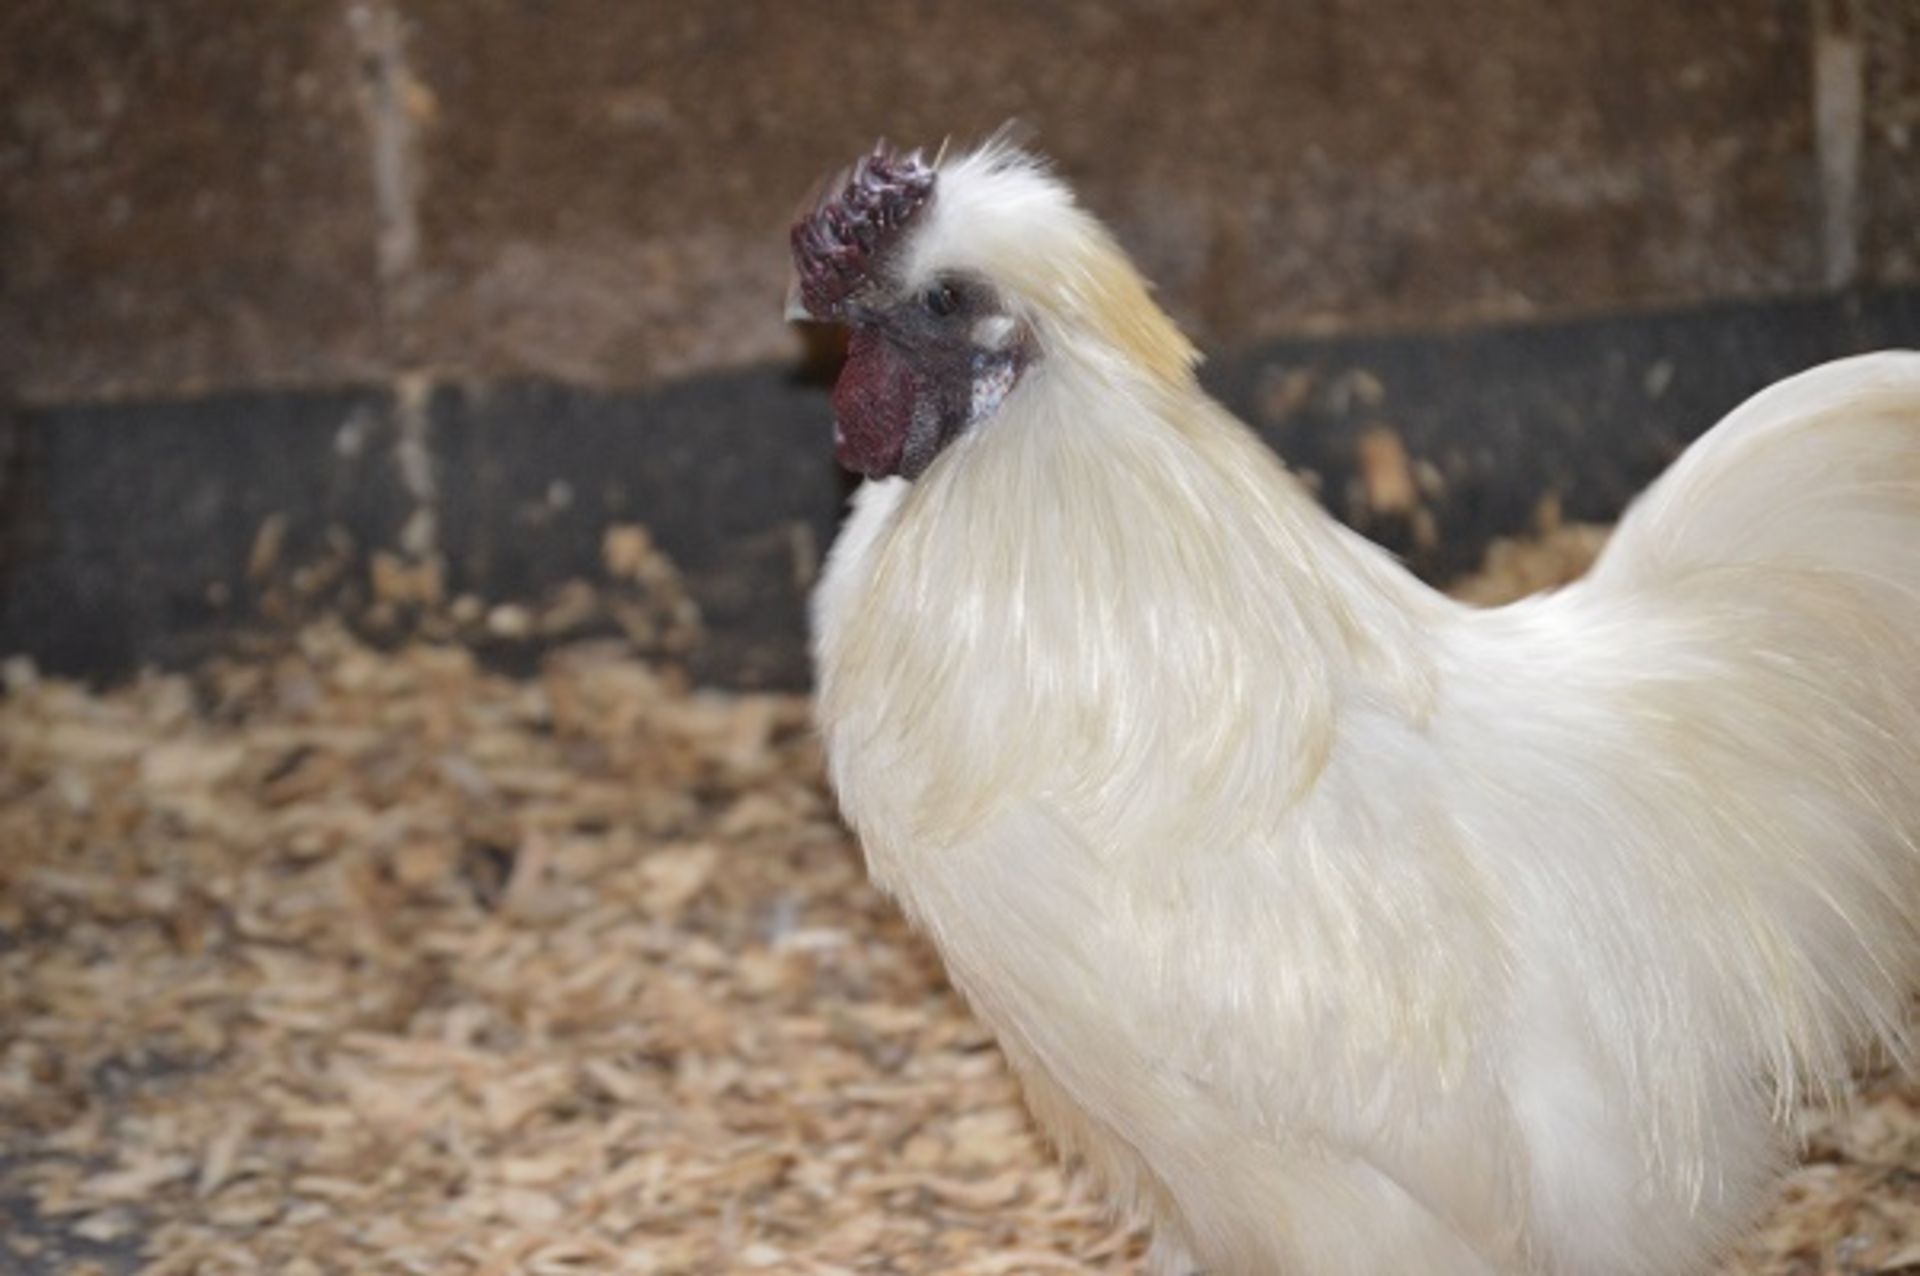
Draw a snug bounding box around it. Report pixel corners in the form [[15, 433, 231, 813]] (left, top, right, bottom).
[[815, 347, 1446, 856]]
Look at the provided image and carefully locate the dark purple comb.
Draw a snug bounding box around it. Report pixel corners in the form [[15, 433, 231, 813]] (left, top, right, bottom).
[[791, 143, 936, 319]]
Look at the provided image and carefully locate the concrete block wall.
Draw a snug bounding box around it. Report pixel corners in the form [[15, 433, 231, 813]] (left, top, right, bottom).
[[2, 1, 1917, 684], [7, 0, 1916, 402]]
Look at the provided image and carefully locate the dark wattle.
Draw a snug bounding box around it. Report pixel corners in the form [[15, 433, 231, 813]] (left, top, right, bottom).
[[832, 327, 916, 478]]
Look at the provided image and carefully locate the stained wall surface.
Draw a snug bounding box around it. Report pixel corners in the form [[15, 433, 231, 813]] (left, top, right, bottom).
[[3, 2, 1917, 685], [7, 0, 1915, 401]]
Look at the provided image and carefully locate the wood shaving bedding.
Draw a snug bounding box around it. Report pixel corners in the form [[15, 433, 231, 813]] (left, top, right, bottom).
[[0, 529, 1913, 1274]]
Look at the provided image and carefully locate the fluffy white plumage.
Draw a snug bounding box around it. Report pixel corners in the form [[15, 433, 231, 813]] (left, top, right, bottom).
[[809, 141, 1920, 1274]]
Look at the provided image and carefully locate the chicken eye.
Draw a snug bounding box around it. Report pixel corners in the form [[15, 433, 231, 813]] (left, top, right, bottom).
[[922, 284, 962, 318]]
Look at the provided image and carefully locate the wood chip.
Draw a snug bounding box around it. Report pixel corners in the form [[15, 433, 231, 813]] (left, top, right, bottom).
[[0, 526, 1910, 1273]]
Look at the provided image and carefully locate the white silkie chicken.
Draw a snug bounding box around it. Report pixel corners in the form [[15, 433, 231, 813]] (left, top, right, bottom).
[[788, 139, 1920, 1275]]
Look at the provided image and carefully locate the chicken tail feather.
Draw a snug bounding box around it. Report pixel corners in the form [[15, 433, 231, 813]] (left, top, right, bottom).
[[1592, 351, 1920, 596]]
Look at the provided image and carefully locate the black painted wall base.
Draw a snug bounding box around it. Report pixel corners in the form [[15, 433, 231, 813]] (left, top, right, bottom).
[[5, 288, 1918, 689]]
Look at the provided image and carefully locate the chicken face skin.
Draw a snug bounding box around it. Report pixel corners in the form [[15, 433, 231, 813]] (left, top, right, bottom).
[[790, 143, 1032, 481], [831, 278, 1029, 480]]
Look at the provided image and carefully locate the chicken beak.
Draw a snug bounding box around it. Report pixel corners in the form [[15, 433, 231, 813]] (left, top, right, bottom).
[[784, 276, 817, 324]]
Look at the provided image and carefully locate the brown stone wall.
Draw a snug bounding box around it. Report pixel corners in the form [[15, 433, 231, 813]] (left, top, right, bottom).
[[1860, 0, 1920, 282], [3, 2, 387, 401], [5, 0, 1917, 403]]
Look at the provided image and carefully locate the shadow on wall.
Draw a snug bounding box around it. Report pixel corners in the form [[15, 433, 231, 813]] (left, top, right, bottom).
[[3, 288, 1917, 688]]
